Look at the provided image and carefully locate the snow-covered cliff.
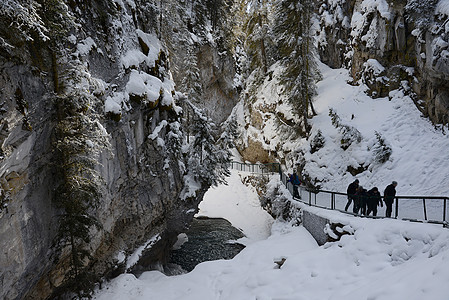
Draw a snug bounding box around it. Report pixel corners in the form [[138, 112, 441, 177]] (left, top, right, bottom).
[[317, 0, 449, 124], [0, 0, 221, 298]]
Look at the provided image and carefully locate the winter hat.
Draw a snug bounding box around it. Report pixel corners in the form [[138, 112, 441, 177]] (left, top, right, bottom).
[[392, 181, 398, 185]]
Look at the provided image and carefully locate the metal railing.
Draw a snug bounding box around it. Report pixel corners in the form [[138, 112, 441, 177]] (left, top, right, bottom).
[[228, 161, 281, 175], [281, 172, 448, 226], [232, 164, 447, 226]]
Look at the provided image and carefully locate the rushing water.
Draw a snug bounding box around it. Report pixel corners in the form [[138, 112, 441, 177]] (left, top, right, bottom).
[[169, 217, 245, 272]]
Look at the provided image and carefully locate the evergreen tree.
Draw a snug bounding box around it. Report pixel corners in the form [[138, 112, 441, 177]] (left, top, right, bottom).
[[219, 115, 239, 150], [180, 42, 203, 106], [243, 0, 271, 74], [273, 0, 318, 134], [185, 101, 231, 187], [372, 131, 392, 164]]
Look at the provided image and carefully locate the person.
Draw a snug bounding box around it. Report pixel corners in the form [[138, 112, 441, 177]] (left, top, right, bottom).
[[288, 172, 301, 198], [366, 187, 382, 216], [345, 179, 359, 212], [355, 186, 368, 215], [383, 181, 398, 217]]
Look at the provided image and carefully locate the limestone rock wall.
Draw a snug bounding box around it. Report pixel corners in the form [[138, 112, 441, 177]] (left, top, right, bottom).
[[0, 1, 204, 299]]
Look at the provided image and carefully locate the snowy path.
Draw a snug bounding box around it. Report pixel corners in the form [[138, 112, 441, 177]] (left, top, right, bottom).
[[196, 170, 274, 244]]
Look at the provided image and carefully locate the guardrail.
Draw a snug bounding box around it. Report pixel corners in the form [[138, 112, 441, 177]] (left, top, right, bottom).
[[280, 172, 448, 226], [230, 163, 448, 226], [228, 161, 281, 175]]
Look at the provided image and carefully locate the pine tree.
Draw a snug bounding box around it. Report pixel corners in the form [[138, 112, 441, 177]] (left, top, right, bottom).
[[273, 0, 318, 134], [181, 42, 203, 106], [372, 131, 392, 164], [243, 0, 271, 74], [185, 102, 231, 187]]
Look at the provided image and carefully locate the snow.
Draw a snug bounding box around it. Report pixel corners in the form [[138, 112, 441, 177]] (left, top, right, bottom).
[[136, 30, 161, 65], [105, 92, 126, 114], [121, 49, 149, 69], [364, 58, 385, 75], [94, 39, 449, 298], [121, 31, 162, 70], [76, 37, 97, 56], [196, 170, 274, 243], [360, 0, 391, 19], [94, 171, 449, 300], [126, 234, 161, 270], [436, 0, 449, 16], [125, 70, 163, 103], [148, 120, 168, 140], [305, 62, 449, 196]]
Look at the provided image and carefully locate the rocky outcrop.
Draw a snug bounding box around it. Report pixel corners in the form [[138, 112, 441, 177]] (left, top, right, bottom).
[[317, 0, 449, 125], [0, 1, 206, 299], [168, 38, 239, 125], [196, 44, 239, 124]]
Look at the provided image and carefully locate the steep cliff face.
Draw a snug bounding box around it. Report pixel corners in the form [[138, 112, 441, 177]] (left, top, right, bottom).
[[317, 0, 449, 125], [0, 1, 205, 299]]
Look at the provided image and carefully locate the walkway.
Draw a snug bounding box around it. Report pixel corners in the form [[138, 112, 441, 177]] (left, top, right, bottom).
[[229, 161, 449, 227]]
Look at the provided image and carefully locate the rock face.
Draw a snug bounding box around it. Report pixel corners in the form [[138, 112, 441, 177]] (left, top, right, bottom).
[[0, 1, 206, 299], [167, 36, 239, 125], [196, 44, 239, 124], [317, 0, 449, 125]]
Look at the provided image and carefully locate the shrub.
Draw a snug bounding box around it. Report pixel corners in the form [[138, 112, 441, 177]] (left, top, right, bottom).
[[372, 131, 392, 164], [328, 108, 362, 150], [310, 130, 325, 154]]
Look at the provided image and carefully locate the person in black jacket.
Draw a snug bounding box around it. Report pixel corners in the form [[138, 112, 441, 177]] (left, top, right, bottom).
[[287, 172, 301, 198], [345, 179, 359, 212], [383, 181, 398, 217], [366, 187, 383, 216], [355, 186, 368, 215]]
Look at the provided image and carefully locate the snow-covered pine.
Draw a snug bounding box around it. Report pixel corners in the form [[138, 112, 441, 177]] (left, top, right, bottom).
[[181, 42, 203, 106], [186, 101, 231, 187], [310, 129, 325, 154], [371, 131, 392, 164], [243, 0, 272, 74], [328, 108, 362, 150], [272, 0, 319, 134]]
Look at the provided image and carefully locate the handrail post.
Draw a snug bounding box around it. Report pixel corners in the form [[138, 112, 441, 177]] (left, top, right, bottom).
[[443, 198, 447, 222], [332, 193, 336, 209], [330, 193, 333, 209], [395, 197, 399, 219], [423, 198, 427, 221]]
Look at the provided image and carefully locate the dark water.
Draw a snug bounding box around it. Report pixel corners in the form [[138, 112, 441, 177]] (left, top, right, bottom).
[[169, 217, 245, 272]]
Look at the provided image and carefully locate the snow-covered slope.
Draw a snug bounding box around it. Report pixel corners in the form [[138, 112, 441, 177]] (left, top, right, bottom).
[[304, 62, 449, 196], [236, 61, 449, 196]]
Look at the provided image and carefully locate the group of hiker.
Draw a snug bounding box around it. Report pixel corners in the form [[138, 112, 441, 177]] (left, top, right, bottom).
[[287, 171, 398, 218], [345, 179, 398, 217]]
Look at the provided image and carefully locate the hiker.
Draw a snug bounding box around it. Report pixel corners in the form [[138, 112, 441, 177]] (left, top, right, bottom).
[[366, 187, 382, 216], [355, 186, 368, 215], [288, 172, 301, 198], [384, 181, 398, 217], [345, 179, 359, 212]]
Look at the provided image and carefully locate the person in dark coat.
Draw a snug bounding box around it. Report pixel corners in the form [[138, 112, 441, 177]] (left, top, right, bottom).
[[345, 179, 359, 212], [288, 172, 301, 198], [355, 186, 368, 215], [366, 187, 383, 216], [383, 181, 398, 217]]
